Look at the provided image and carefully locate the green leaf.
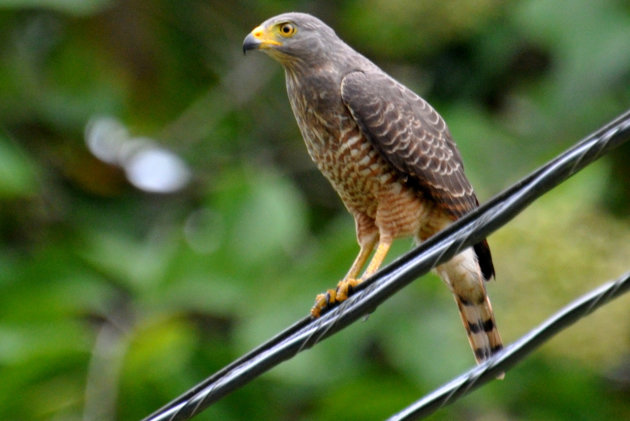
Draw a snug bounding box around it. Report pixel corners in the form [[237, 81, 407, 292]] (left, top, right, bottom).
[[0, 0, 111, 16], [0, 134, 37, 198]]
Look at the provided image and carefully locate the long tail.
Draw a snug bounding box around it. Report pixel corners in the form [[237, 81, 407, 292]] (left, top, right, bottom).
[[453, 288, 503, 363], [435, 247, 503, 367]]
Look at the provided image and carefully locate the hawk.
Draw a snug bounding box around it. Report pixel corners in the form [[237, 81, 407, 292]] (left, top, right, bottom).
[[243, 12, 502, 364]]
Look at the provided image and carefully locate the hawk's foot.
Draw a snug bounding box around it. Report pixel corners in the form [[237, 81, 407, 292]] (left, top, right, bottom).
[[310, 278, 362, 318]]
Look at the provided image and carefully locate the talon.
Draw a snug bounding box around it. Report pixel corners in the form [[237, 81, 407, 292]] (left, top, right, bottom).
[[310, 278, 364, 318], [335, 281, 349, 301], [335, 278, 361, 301], [310, 289, 337, 318]]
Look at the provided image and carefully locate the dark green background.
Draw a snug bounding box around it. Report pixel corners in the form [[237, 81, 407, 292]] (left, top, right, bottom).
[[2, 1, 630, 419]]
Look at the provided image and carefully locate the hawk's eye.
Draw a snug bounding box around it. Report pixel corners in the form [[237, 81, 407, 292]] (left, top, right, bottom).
[[279, 23, 296, 37]]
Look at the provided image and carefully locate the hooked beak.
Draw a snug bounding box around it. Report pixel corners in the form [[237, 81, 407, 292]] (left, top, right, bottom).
[[243, 25, 282, 54]]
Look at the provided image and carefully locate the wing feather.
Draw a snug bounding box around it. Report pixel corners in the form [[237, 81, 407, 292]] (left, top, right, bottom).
[[341, 71, 494, 279], [341, 71, 477, 218]]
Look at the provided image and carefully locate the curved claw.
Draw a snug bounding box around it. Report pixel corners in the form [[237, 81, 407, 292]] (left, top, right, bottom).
[[311, 289, 337, 318], [334, 278, 360, 301], [310, 278, 362, 318]]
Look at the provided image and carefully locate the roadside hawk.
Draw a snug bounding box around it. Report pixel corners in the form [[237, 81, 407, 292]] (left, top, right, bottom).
[[243, 12, 503, 364]]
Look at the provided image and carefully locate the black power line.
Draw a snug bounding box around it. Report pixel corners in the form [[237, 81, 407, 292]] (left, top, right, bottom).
[[389, 271, 630, 420], [144, 109, 630, 421]]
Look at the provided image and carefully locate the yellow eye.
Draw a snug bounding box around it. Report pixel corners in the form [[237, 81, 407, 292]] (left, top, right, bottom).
[[278, 23, 296, 37]]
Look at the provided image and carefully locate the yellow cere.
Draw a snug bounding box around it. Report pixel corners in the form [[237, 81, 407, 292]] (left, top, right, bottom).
[[251, 25, 282, 46]]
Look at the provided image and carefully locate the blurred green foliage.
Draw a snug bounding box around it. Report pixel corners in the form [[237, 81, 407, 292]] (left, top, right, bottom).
[[1, 0, 630, 420]]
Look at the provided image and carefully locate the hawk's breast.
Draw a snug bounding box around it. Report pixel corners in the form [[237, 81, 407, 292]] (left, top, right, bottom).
[[286, 71, 402, 217]]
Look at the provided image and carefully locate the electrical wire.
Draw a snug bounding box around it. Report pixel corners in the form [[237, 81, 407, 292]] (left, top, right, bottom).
[[144, 110, 630, 421]]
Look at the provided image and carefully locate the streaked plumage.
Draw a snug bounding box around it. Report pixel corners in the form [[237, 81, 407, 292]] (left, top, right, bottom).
[[243, 12, 502, 365]]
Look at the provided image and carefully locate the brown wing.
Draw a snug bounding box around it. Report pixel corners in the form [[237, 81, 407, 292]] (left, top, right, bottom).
[[341, 71, 494, 279], [341, 71, 477, 218]]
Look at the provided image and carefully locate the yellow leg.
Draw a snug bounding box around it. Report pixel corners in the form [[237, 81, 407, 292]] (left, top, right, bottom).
[[310, 238, 392, 318], [344, 237, 378, 280], [360, 239, 392, 279], [311, 238, 376, 318]]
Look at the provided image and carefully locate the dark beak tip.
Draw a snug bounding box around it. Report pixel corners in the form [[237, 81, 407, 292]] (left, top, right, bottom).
[[242, 33, 260, 55]]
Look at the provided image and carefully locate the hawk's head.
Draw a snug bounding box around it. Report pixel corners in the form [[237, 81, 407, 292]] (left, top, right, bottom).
[[243, 13, 340, 67]]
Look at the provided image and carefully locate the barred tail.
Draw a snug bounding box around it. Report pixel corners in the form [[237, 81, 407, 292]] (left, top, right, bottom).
[[435, 247, 503, 373], [454, 292, 503, 364]]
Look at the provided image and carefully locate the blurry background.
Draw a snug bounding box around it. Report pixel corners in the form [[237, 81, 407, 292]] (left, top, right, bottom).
[[1, 0, 630, 420]]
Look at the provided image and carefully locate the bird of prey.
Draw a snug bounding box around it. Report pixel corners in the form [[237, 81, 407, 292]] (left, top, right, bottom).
[[243, 12, 502, 364]]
